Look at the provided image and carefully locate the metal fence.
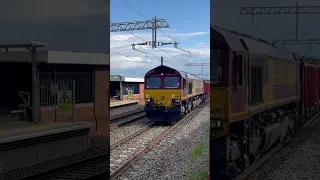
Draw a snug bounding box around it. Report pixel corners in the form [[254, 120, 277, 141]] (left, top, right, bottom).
[[39, 72, 75, 122]]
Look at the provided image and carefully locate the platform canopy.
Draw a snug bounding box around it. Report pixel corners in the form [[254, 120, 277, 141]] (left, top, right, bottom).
[[0, 50, 109, 65], [110, 75, 144, 83], [0, 41, 47, 49]]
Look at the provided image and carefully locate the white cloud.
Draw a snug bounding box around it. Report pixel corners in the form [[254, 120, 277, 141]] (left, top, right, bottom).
[[170, 32, 209, 38], [195, 42, 209, 48], [110, 31, 210, 78]]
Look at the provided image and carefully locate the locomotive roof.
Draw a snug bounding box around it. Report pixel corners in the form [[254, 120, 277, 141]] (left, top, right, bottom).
[[211, 26, 297, 62], [145, 65, 203, 81]]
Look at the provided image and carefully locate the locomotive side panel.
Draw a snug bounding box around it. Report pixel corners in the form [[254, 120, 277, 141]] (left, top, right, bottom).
[[249, 53, 265, 105], [192, 79, 197, 95], [318, 67, 320, 103], [187, 78, 204, 98], [316, 67, 318, 102], [188, 79, 194, 98], [250, 56, 298, 115], [266, 58, 297, 101]]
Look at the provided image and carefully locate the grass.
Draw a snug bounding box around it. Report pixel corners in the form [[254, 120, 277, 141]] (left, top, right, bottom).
[[191, 142, 207, 160], [188, 171, 209, 180], [186, 125, 210, 180]]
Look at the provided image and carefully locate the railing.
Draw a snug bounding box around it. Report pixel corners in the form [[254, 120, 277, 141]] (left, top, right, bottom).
[[18, 91, 31, 120]]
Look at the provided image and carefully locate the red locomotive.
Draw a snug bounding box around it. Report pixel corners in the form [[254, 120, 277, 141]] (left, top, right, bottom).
[[210, 25, 320, 179], [143, 65, 209, 123]]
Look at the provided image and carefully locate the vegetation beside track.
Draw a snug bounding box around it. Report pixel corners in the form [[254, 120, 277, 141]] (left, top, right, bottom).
[[186, 123, 210, 180]]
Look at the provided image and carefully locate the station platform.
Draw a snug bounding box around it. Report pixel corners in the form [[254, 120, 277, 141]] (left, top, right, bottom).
[[0, 121, 92, 173], [110, 100, 140, 117]]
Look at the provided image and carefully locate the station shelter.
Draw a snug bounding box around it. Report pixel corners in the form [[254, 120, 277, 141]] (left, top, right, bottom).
[[0, 47, 110, 136], [110, 75, 144, 104]]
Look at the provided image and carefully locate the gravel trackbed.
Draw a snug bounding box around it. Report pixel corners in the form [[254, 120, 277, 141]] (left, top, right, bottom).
[[117, 105, 210, 180]]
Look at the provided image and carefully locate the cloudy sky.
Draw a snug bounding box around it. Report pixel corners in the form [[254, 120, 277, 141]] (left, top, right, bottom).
[[212, 0, 320, 58], [0, 0, 109, 53], [110, 0, 210, 79]]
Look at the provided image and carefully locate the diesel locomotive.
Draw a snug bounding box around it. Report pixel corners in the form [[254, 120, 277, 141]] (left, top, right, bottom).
[[210, 25, 320, 179], [144, 65, 209, 123]]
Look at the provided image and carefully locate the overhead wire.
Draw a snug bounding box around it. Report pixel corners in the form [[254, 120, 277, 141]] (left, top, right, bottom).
[[120, 0, 178, 44], [110, 32, 150, 62], [110, 20, 152, 62], [111, 24, 176, 62], [110, 51, 148, 63], [120, 0, 187, 63]]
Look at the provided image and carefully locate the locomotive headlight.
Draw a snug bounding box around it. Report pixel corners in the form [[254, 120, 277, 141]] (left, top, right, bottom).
[[171, 98, 180, 103], [146, 99, 150, 102], [210, 119, 222, 128]]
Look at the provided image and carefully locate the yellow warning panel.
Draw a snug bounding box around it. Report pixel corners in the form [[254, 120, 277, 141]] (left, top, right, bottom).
[[57, 90, 72, 116], [59, 92, 71, 103], [128, 90, 133, 98]]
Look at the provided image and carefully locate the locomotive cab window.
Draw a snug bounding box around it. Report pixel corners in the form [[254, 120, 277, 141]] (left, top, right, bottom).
[[211, 48, 222, 84], [183, 78, 187, 89], [164, 77, 180, 88], [146, 77, 161, 89]]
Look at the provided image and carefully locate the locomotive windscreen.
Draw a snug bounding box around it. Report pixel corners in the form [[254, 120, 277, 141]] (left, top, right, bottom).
[[146, 77, 161, 89], [164, 77, 180, 89]]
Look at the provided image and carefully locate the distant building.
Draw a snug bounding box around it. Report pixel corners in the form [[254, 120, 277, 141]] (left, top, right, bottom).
[[110, 75, 144, 104]]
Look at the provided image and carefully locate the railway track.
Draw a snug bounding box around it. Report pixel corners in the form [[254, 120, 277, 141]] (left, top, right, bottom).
[[18, 110, 148, 180], [110, 122, 154, 149], [234, 112, 320, 180], [110, 103, 206, 180], [19, 102, 207, 180], [21, 151, 109, 180], [110, 109, 146, 131]]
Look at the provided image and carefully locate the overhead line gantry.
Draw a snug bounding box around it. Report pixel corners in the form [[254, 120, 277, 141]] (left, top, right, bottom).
[[239, 3, 320, 41], [110, 17, 190, 57]]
